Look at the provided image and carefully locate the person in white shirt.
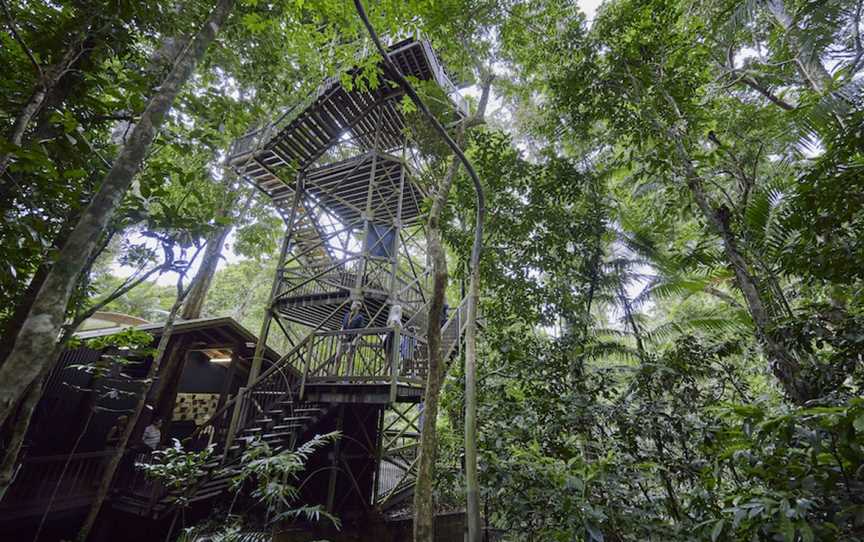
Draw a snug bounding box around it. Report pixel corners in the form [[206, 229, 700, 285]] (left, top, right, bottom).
[[142, 418, 162, 450]]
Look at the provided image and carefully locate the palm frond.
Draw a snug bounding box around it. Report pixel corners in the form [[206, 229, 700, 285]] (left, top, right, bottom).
[[795, 77, 864, 149]]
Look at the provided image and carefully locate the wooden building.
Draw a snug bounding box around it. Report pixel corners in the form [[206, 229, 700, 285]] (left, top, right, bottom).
[[0, 316, 280, 538]]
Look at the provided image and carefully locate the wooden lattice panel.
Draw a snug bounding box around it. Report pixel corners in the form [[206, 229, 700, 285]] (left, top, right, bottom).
[[172, 393, 220, 426]]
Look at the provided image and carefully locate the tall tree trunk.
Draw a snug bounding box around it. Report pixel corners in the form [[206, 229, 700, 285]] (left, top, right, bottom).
[[0, 366, 49, 500], [0, 0, 237, 430], [351, 6, 489, 538], [460, 75, 492, 542], [413, 79, 492, 542], [76, 277, 192, 541], [0, 256, 167, 498], [658, 90, 809, 402], [181, 222, 232, 320], [153, 180, 246, 425], [414, 225, 448, 541], [151, 224, 230, 423], [463, 268, 482, 541]]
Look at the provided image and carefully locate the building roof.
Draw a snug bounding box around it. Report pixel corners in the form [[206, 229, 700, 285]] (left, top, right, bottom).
[[73, 316, 282, 362], [79, 311, 151, 330]]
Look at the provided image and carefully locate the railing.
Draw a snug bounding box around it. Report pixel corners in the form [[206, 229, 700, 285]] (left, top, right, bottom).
[[441, 295, 470, 360], [277, 257, 427, 309], [112, 339, 313, 515], [112, 450, 169, 515], [376, 427, 420, 505], [117, 297, 467, 513], [278, 260, 356, 300], [191, 335, 311, 455], [421, 41, 469, 117], [402, 294, 469, 361], [300, 327, 428, 388], [0, 450, 115, 519]]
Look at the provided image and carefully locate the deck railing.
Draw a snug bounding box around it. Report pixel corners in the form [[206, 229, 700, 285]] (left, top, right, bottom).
[[299, 327, 427, 388], [277, 257, 427, 310], [0, 450, 115, 519]]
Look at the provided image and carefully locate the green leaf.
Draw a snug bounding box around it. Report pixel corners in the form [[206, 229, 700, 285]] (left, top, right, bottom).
[[711, 519, 725, 542], [585, 522, 604, 542], [853, 414, 864, 433]]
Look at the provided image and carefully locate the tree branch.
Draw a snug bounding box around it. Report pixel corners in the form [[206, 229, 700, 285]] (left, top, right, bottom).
[[0, 0, 43, 82], [63, 263, 167, 340], [352, 0, 486, 275], [717, 50, 795, 111]]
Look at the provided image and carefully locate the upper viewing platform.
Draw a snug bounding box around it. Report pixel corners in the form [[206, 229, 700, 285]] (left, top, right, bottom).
[[227, 38, 467, 184]]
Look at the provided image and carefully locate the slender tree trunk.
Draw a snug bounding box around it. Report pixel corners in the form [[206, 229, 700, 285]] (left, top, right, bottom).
[[414, 228, 448, 541], [648, 85, 809, 401], [0, 22, 87, 178], [413, 78, 492, 542], [414, 146, 462, 541], [675, 144, 806, 400], [152, 339, 189, 426], [153, 180, 246, 425], [0, 256, 168, 497], [76, 282, 190, 541], [658, 91, 808, 402], [464, 268, 482, 541], [181, 222, 232, 320], [152, 224, 230, 423], [460, 76, 492, 542], [350, 6, 490, 538], [0, 0, 236, 429], [0, 366, 48, 500]]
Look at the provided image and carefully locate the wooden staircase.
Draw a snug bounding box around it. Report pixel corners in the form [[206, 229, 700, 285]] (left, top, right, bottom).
[[114, 298, 470, 519], [114, 394, 331, 518]]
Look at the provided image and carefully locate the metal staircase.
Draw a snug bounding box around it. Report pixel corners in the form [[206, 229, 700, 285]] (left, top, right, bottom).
[[116, 36, 470, 523], [115, 300, 469, 517]]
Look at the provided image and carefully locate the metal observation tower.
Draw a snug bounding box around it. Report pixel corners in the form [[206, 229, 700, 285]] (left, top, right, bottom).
[[220, 38, 469, 516]]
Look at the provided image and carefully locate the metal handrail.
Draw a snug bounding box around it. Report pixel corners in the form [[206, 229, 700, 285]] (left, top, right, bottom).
[[192, 333, 313, 439]]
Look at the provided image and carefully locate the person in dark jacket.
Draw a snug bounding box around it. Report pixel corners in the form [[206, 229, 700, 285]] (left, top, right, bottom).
[[338, 301, 366, 375]]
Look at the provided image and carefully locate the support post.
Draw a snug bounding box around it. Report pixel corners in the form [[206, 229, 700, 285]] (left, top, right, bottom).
[[215, 344, 240, 414], [326, 405, 345, 512], [372, 406, 385, 505], [389, 324, 401, 403], [299, 339, 311, 401], [224, 386, 246, 459], [353, 113, 383, 296], [248, 175, 305, 385]]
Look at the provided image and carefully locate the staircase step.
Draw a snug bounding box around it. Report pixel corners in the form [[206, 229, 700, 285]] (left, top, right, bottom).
[[261, 431, 297, 440], [294, 407, 325, 415], [272, 423, 304, 431], [198, 475, 233, 491], [186, 488, 227, 503], [280, 416, 314, 423]]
